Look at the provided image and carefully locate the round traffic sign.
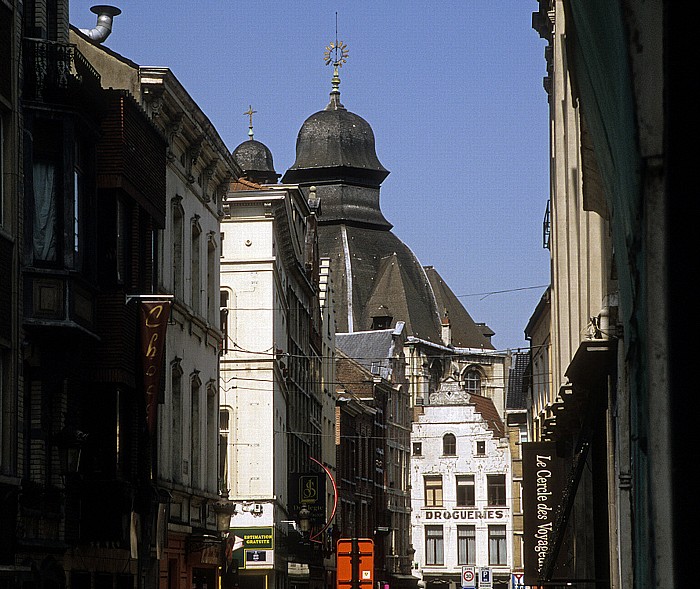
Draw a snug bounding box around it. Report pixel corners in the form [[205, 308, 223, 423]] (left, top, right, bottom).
[[462, 568, 475, 584]]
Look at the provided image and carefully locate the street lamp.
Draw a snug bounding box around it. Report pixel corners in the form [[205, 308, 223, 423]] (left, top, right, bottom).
[[298, 506, 312, 535], [53, 426, 88, 475], [214, 500, 237, 535]]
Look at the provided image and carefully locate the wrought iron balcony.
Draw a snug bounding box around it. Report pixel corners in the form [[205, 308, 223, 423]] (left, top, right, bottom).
[[23, 38, 101, 102]]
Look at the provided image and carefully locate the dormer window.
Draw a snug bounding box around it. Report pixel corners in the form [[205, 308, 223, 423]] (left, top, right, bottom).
[[371, 315, 392, 330]]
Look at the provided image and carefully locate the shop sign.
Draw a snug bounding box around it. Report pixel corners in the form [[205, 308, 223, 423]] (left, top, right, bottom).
[[522, 442, 567, 585], [424, 509, 507, 520]]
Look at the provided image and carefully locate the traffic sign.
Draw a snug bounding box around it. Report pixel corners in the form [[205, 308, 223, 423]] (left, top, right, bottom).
[[479, 567, 492, 589], [461, 566, 476, 589], [512, 573, 525, 588]]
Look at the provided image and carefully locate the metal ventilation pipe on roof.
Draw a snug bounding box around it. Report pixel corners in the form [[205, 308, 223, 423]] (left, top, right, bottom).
[[79, 5, 122, 43]]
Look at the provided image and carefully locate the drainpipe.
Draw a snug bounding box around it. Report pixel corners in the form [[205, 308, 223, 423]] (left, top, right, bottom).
[[79, 5, 121, 43]]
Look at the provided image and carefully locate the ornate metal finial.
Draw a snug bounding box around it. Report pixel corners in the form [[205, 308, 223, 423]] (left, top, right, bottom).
[[324, 13, 348, 109], [244, 105, 257, 140]]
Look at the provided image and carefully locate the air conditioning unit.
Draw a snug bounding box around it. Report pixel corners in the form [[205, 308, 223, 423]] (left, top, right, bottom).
[[252, 504, 263, 514]]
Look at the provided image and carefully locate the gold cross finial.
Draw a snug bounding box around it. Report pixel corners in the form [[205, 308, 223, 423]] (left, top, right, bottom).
[[244, 105, 257, 140]]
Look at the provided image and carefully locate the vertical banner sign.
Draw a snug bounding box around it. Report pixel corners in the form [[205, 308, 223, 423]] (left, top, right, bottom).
[[140, 300, 172, 434], [521, 442, 568, 585]]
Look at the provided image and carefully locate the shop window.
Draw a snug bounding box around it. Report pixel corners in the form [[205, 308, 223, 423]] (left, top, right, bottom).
[[425, 525, 444, 566]]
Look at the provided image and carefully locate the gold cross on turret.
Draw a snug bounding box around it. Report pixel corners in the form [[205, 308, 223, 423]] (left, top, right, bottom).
[[244, 105, 257, 140]]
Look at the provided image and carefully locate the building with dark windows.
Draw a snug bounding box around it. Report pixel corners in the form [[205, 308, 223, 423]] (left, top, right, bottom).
[[1, 4, 238, 589], [522, 1, 689, 587], [335, 325, 413, 589], [0, 3, 170, 589]]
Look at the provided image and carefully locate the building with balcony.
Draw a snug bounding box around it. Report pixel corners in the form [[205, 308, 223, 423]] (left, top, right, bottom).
[[522, 1, 689, 587]]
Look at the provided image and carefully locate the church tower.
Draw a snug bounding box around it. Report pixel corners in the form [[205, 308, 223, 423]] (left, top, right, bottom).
[[283, 42, 493, 349]]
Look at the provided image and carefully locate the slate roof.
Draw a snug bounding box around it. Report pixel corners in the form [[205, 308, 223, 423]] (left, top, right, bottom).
[[506, 351, 530, 410], [318, 225, 444, 341], [232, 139, 280, 184], [336, 329, 396, 379], [424, 266, 495, 350]]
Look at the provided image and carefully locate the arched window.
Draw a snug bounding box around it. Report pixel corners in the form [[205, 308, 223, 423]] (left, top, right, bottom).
[[171, 359, 183, 483], [190, 371, 201, 488], [191, 215, 201, 314], [443, 433, 457, 455], [464, 369, 482, 395], [172, 198, 184, 298]]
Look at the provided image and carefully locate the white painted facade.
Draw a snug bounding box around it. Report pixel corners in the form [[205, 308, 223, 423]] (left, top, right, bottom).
[[137, 69, 233, 516], [219, 184, 329, 589], [410, 392, 512, 589]]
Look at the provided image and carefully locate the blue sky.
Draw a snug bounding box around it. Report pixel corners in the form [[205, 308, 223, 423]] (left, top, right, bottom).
[[69, 0, 551, 351]]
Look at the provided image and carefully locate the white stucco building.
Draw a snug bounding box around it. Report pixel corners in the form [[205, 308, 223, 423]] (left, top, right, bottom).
[[219, 178, 331, 589], [410, 383, 512, 589]]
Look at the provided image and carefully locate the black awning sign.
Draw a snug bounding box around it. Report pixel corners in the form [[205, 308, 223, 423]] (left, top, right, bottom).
[[522, 442, 568, 585]]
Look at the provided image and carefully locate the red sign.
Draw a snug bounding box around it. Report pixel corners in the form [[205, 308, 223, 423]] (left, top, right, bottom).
[[139, 300, 171, 434], [336, 538, 374, 589]]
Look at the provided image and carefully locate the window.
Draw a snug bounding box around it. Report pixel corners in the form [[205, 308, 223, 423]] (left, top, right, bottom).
[[457, 525, 476, 565], [32, 160, 58, 262], [425, 526, 444, 566], [371, 315, 392, 330], [464, 369, 481, 395], [488, 525, 507, 565], [456, 475, 475, 507], [219, 408, 231, 496], [220, 290, 229, 353], [207, 233, 217, 323], [206, 382, 217, 491], [442, 433, 456, 455], [487, 474, 506, 506], [191, 217, 201, 313], [424, 475, 443, 507], [190, 373, 201, 488], [171, 361, 183, 483], [172, 198, 184, 297], [412, 442, 422, 456], [476, 440, 486, 456]]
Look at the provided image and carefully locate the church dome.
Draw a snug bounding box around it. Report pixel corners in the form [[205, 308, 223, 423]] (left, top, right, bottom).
[[232, 138, 280, 184], [284, 106, 388, 185]]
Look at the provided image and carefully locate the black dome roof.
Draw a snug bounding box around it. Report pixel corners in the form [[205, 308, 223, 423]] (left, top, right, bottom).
[[283, 103, 388, 186], [232, 139, 279, 184]]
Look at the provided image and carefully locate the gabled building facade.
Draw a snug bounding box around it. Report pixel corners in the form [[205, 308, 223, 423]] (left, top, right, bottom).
[[410, 389, 511, 589]]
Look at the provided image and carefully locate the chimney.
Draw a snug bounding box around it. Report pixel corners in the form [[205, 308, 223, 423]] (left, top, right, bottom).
[[441, 315, 451, 347], [79, 5, 121, 43]]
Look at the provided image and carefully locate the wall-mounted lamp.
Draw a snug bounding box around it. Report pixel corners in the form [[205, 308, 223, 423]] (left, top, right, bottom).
[[298, 506, 312, 535], [53, 426, 88, 475], [213, 500, 237, 535]]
